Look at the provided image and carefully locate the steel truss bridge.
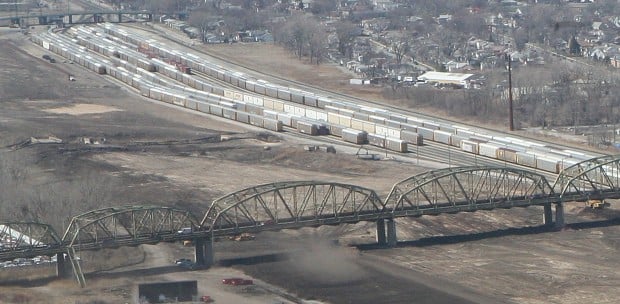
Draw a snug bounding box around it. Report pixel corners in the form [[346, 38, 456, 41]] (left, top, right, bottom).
[[1, 155, 620, 286], [0, 10, 152, 27]]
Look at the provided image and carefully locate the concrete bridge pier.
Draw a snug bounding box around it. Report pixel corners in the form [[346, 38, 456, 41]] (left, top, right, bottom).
[[55, 252, 71, 278], [386, 219, 397, 247], [376, 219, 386, 245], [543, 203, 553, 226], [555, 203, 565, 229], [194, 238, 214, 267]]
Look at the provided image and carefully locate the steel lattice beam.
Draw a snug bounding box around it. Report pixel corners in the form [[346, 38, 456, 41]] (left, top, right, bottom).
[[554, 154, 620, 197], [63, 206, 199, 248], [384, 166, 554, 213], [201, 181, 383, 231], [0, 222, 62, 254]]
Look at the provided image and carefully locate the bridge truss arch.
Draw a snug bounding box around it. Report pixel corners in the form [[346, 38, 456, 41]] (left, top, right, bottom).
[[62, 206, 199, 248], [554, 154, 620, 198], [0, 222, 62, 259], [201, 181, 383, 232], [384, 166, 555, 214]]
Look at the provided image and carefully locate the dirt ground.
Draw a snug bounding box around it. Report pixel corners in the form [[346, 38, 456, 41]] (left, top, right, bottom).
[[0, 25, 619, 304]]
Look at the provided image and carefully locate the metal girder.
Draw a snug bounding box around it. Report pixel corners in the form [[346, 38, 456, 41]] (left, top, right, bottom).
[[63, 205, 199, 248], [554, 154, 620, 197], [384, 166, 554, 213], [201, 181, 383, 231], [0, 222, 62, 253]]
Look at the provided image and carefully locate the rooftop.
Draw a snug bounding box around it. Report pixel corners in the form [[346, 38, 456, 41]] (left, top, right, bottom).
[[417, 71, 474, 82]]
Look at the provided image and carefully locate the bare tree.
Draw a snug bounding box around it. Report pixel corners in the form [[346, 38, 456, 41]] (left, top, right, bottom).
[[392, 40, 410, 65], [275, 14, 326, 62], [335, 21, 359, 58], [308, 27, 328, 64]]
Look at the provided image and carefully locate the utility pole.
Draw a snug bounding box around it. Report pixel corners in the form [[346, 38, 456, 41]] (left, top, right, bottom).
[[506, 53, 515, 131]]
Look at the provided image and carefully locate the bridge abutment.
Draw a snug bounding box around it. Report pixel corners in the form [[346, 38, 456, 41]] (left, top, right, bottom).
[[386, 219, 397, 247], [555, 203, 565, 229], [376, 219, 386, 245], [543, 203, 553, 226]]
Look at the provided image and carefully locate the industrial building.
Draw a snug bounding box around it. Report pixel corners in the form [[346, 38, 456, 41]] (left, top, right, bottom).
[[416, 71, 476, 89]]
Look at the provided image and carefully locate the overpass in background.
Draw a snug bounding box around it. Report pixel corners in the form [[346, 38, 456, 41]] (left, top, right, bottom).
[[0, 10, 152, 27], [1, 155, 620, 286]]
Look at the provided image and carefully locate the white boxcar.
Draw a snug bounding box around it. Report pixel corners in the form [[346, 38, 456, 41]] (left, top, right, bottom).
[[478, 143, 501, 158], [536, 156, 560, 173], [342, 128, 367, 144], [306, 109, 318, 120], [263, 118, 283, 132], [417, 127, 434, 140], [386, 138, 407, 153], [328, 113, 340, 124], [400, 130, 423, 146], [316, 110, 328, 122], [263, 110, 278, 120], [516, 152, 537, 168], [433, 130, 452, 145], [283, 104, 295, 115], [461, 139, 480, 154], [339, 115, 352, 128]]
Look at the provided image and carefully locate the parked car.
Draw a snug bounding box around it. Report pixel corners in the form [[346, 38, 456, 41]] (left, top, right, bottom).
[[177, 260, 197, 270], [177, 227, 192, 234], [174, 258, 191, 265], [231, 279, 253, 286], [200, 295, 214, 303], [222, 278, 253, 285]]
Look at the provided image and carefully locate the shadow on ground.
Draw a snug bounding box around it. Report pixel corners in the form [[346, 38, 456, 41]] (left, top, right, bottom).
[[356, 217, 620, 251]]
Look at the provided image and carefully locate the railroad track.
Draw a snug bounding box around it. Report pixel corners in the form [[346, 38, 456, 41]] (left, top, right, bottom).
[[45, 23, 597, 178]]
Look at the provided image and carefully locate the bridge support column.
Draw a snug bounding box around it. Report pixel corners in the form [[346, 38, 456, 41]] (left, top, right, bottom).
[[376, 219, 386, 245], [543, 203, 553, 226], [194, 238, 214, 267], [194, 239, 205, 266], [117, 13, 122, 23], [555, 203, 565, 229], [55, 253, 70, 278], [68, 15, 73, 24], [205, 238, 214, 267], [386, 219, 397, 247]]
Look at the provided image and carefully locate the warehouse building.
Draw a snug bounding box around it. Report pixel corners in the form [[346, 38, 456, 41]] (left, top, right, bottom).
[[416, 71, 476, 89]]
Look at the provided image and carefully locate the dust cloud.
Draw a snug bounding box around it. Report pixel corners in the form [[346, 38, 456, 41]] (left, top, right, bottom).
[[285, 237, 367, 285]]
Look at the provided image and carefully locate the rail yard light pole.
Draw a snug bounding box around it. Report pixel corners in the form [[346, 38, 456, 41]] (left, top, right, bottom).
[[448, 144, 452, 168], [384, 134, 388, 158], [416, 144, 419, 165], [506, 53, 515, 131]]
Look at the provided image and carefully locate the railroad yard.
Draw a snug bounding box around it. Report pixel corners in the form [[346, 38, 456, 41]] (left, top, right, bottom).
[[0, 21, 619, 304]]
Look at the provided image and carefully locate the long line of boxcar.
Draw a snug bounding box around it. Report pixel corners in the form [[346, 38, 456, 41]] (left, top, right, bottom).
[[39, 25, 599, 173]]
